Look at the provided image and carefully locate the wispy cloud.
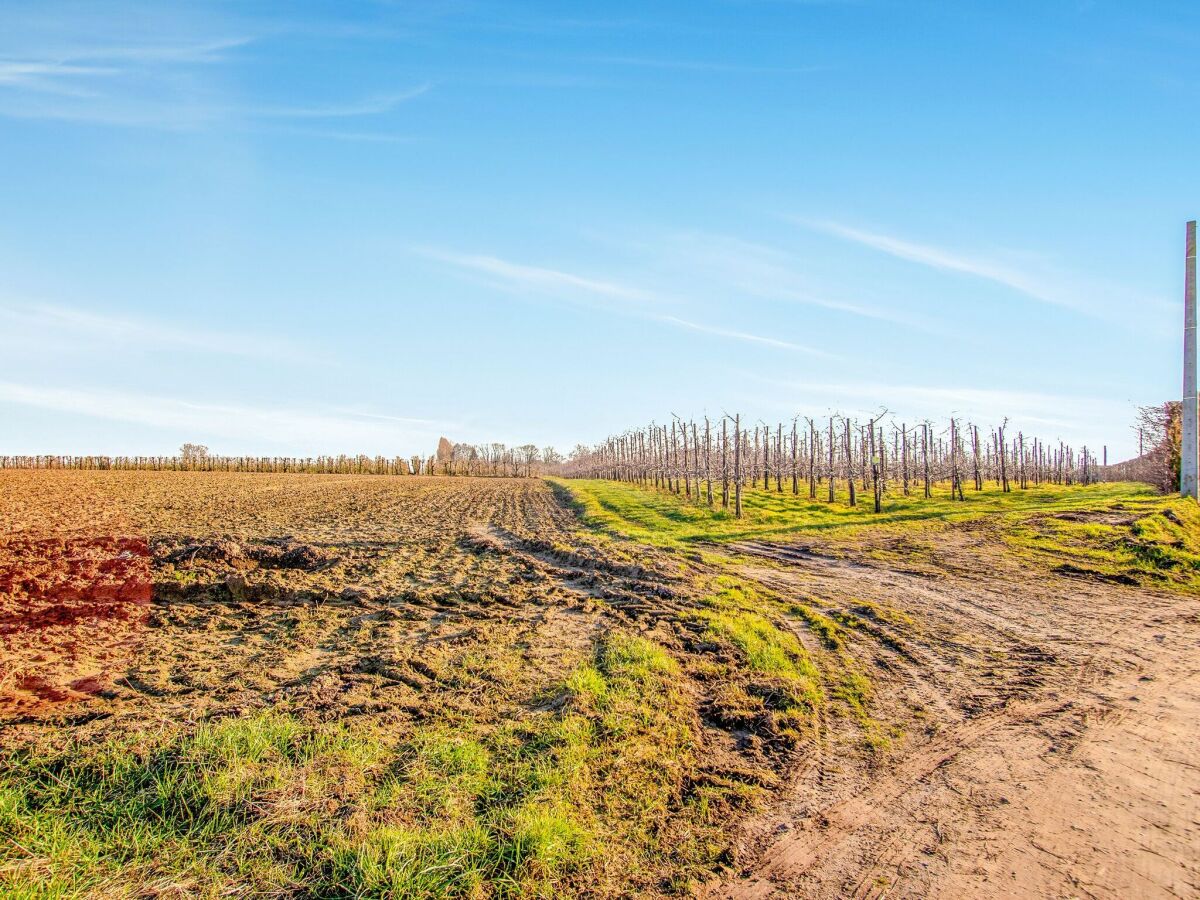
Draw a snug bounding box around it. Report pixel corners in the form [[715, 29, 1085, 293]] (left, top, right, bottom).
[[646, 231, 932, 328], [55, 37, 253, 64], [253, 85, 430, 119], [419, 247, 829, 354], [583, 55, 820, 74], [0, 36, 248, 95], [0, 37, 250, 74], [0, 61, 118, 95], [798, 219, 1091, 313], [0, 301, 298, 360], [0, 381, 454, 453], [415, 247, 660, 303], [654, 314, 835, 356], [0, 21, 428, 130], [258, 126, 414, 144]]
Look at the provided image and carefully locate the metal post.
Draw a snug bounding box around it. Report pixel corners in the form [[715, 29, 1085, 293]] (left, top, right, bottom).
[[1184, 220, 1198, 499]]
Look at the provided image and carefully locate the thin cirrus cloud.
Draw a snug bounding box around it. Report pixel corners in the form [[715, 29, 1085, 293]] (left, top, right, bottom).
[[647, 230, 933, 329], [0, 28, 428, 129], [418, 246, 834, 355], [581, 55, 821, 75], [413, 247, 661, 304], [0, 301, 299, 360], [252, 85, 430, 119], [0, 38, 252, 87], [0, 381, 454, 452], [653, 314, 835, 357], [796, 218, 1094, 314], [0, 36, 248, 94], [0, 61, 119, 95]]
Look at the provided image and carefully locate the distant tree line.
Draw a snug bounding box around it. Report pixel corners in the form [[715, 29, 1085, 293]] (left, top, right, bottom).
[[9, 406, 1174, 500], [561, 411, 1108, 517], [435, 439, 564, 477], [0, 438, 564, 478]]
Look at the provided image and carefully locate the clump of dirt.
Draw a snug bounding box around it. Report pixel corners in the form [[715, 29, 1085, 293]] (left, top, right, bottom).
[[164, 539, 245, 565], [1052, 562, 1139, 584], [163, 538, 338, 571]]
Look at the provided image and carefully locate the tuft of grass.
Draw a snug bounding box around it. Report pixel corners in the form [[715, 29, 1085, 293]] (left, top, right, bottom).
[[1127, 503, 1200, 572], [788, 603, 844, 649], [693, 576, 825, 743], [705, 610, 807, 680]]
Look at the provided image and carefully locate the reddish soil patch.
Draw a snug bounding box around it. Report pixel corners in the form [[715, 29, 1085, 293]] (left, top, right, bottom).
[[0, 535, 151, 718]]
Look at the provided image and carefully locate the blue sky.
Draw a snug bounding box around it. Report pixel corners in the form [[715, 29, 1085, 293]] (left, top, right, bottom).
[[1, 0, 1196, 459]]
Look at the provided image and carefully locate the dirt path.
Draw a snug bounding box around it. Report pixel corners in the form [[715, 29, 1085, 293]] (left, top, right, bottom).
[[710, 529, 1200, 900]]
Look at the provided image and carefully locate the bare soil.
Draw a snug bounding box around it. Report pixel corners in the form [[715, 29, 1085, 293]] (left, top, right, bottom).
[[708, 521, 1200, 900], [0, 472, 675, 740]]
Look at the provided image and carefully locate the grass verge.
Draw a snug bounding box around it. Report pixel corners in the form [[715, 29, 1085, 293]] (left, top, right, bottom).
[[0, 632, 736, 899]]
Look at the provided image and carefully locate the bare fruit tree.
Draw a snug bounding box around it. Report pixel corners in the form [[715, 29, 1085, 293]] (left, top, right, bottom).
[[180, 443, 209, 464]]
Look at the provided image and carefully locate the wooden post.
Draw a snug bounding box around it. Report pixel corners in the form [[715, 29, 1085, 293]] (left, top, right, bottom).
[[869, 418, 881, 513], [681, 421, 691, 498], [972, 425, 982, 490], [949, 419, 958, 500], [998, 424, 1010, 492], [777, 422, 784, 492], [808, 420, 817, 499], [692, 421, 701, 500]]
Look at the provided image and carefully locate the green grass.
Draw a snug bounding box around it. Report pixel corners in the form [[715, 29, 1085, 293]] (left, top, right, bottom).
[[1003, 497, 1200, 591], [554, 478, 1170, 546], [704, 609, 810, 680], [0, 632, 730, 899], [693, 577, 824, 744], [700, 579, 819, 682], [554, 478, 1200, 592]]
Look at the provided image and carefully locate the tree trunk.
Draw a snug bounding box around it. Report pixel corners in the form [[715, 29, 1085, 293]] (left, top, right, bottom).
[[828, 417, 836, 503], [734, 414, 743, 519]]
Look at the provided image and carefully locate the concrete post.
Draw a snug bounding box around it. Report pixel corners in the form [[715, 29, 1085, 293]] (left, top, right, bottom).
[[1184, 221, 1197, 499]]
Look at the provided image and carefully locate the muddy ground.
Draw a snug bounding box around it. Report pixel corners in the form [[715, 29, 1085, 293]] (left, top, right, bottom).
[[1, 471, 1196, 898]]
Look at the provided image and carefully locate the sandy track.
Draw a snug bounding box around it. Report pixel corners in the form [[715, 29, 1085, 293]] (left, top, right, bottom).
[[710, 528, 1200, 899]]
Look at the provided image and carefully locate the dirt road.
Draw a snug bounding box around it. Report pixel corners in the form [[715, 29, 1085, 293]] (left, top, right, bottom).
[[711, 525, 1200, 899]]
